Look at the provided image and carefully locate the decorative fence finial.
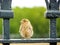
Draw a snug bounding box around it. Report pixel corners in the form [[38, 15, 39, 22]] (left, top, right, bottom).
[[45, 0, 60, 10]]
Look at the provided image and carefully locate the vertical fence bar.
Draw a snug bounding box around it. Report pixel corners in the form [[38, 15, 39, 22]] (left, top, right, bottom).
[[2, 19, 10, 45], [49, 19, 57, 45], [2, 19, 10, 39], [49, 0, 58, 45], [1, 0, 12, 45], [45, 0, 59, 45]]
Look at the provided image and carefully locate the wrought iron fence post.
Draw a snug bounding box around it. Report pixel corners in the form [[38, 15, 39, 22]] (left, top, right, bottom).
[[0, 0, 13, 45], [45, 0, 60, 45]]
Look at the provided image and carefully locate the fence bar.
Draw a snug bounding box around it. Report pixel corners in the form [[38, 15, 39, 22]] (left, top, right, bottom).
[[45, 0, 60, 45], [49, 19, 57, 45], [3, 43, 9, 45], [2, 19, 10, 45], [0, 38, 60, 43], [1, 0, 12, 45], [46, 10, 60, 18], [49, 0, 58, 45], [2, 19, 10, 39]]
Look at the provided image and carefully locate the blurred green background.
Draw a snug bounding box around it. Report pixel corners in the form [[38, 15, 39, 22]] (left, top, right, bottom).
[[0, 7, 60, 38]]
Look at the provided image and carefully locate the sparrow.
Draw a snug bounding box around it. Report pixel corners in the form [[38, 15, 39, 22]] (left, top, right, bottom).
[[19, 18, 33, 39]]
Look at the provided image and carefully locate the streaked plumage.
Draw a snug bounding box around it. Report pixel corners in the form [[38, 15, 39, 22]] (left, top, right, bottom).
[[19, 19, 33, 39]]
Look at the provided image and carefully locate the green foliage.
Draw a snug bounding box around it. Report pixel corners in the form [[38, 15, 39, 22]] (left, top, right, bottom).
[[0, 19, 2, 34], [1, 6, 60, 38], [10, 7, 49, 38], [57, 18, 60, 37]]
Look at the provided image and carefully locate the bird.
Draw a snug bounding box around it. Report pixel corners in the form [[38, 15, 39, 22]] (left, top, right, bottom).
[[19, 18, 33, 39]]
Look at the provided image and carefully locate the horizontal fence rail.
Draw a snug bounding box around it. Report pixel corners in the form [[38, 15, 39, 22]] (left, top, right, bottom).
[[45, 10, 60, 18], [0, 38, 60, 43]]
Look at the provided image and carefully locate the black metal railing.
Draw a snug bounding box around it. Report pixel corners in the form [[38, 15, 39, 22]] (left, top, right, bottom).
[[0, 0, 60, 45]]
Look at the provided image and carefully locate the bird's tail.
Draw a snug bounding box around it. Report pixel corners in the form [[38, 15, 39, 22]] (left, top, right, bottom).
[[24, 31, 30, 39]]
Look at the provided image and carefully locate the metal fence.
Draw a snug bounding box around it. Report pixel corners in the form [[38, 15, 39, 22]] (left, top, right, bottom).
[[0, 0, 60, 45]]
